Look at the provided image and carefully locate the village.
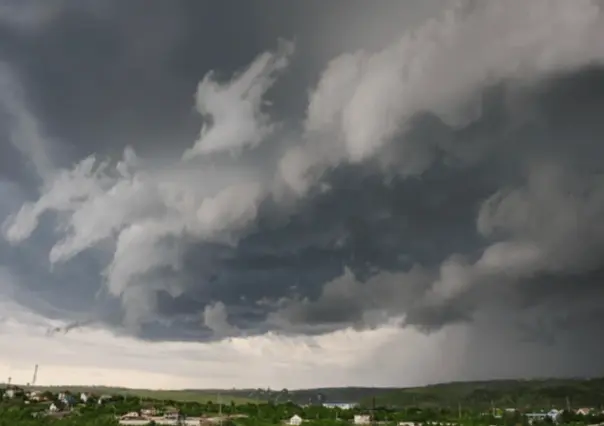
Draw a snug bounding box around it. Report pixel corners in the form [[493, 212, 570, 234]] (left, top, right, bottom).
[[2, 383, 604, 426]]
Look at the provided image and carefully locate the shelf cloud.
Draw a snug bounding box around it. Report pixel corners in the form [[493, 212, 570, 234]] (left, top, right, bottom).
[[2, 0, 604, 387]]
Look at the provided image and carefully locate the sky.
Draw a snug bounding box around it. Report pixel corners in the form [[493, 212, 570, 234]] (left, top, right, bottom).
[[1, 0, 604, 390]]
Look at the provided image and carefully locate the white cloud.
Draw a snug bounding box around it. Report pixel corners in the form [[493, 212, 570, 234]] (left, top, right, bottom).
[[3, 145, 267, 326], [183, 40, 294, 159], [281, 0, 604, 194], [203, 301, 239, 337]]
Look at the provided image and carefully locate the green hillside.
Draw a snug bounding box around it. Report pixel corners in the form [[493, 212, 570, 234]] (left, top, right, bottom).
[[363, 378, 604, 409]]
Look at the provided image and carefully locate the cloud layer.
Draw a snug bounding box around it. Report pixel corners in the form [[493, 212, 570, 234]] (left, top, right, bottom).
[[2, 0, 604, 387]]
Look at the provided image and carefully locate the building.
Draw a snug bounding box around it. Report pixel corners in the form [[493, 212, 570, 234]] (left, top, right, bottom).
[[58, 392, 76, 407], [288, 414, 303, 425], [526, 410, 562, 424], [98, 394, 113, 404], [141, 406, 159, 417], [3, 385, 24, 399], [27, 391, 41, 402], [576, 408, 593, 416], [323, 402, 359, 410], [354, 415, 372, 425]]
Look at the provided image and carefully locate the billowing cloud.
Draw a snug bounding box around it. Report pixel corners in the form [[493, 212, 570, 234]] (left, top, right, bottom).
[[184, 40, 294, 158], [2, 0, 604, 387]]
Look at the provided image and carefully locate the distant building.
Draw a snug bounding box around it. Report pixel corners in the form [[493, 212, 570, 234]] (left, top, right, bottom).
[[288, 414, 303, 425], [28, 391, 41, 401], [576, 408, 593, 416], [80, 392, 92, 403], [4, 385, 24, 399], [354, 415, 371, 425], [98, 394, 113, 405], [58, 392, 76, 407], [526, 410, 562, 424], [141, 406, 158, 417], [323, 402, 358, 410]]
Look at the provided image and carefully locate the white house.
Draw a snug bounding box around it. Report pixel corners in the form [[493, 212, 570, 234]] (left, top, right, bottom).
[[98, 394, 113, 405], [354, 415, 371, 425], [288, 414, 303, 425], [526, 410, 562, 424], [141, 407, 158, 417], [80, 392, 91, 403], [576, 408, 593, 416], [4, 389, 15, 399], [49, 403, 59, 412], [548, 409, 562, 422]]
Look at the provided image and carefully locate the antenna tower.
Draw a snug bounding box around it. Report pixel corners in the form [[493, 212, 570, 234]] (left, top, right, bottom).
[[32, 364, 38, 386]]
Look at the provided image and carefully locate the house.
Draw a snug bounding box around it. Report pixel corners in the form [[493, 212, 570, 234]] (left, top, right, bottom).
[[141, 406, 158, 417], [288, 415, 303, 425], [80, 392, 92, 403], [354, 415, 372, 425], [323, 402, 359, 410], [58, 392, 76, 407], [3, 385, 23, 399], [98, 394, 113, 404], [163, 407, 181, 418], [576, 408, 593, 416], [526, 410, 562, 424], [28, 391, 41, 402], [49, 403, 60, 412], [548, 409, 562, 422]]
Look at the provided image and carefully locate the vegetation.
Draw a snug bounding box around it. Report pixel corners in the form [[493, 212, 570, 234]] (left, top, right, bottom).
[[364, 378, 604, 409], [1, 378, 604, 425]]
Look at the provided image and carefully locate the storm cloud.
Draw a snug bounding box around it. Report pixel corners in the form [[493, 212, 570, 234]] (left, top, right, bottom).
[[2, 0, 604, 384]]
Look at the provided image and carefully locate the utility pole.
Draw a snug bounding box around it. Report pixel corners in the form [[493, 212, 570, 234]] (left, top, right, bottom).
[[371, 396, 376, 426], [218, 393, 223, 426], [566, 396, 571, 412], [458, 402, 462, 420]]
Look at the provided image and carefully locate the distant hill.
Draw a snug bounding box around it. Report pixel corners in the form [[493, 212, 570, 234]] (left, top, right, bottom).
[[223, 379, 604, 409], [12, 378, 604, 409], [363, 378, 604, 409]]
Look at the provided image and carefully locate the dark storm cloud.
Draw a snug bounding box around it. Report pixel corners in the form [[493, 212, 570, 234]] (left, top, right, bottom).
[[2, 0, 604, 384]]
